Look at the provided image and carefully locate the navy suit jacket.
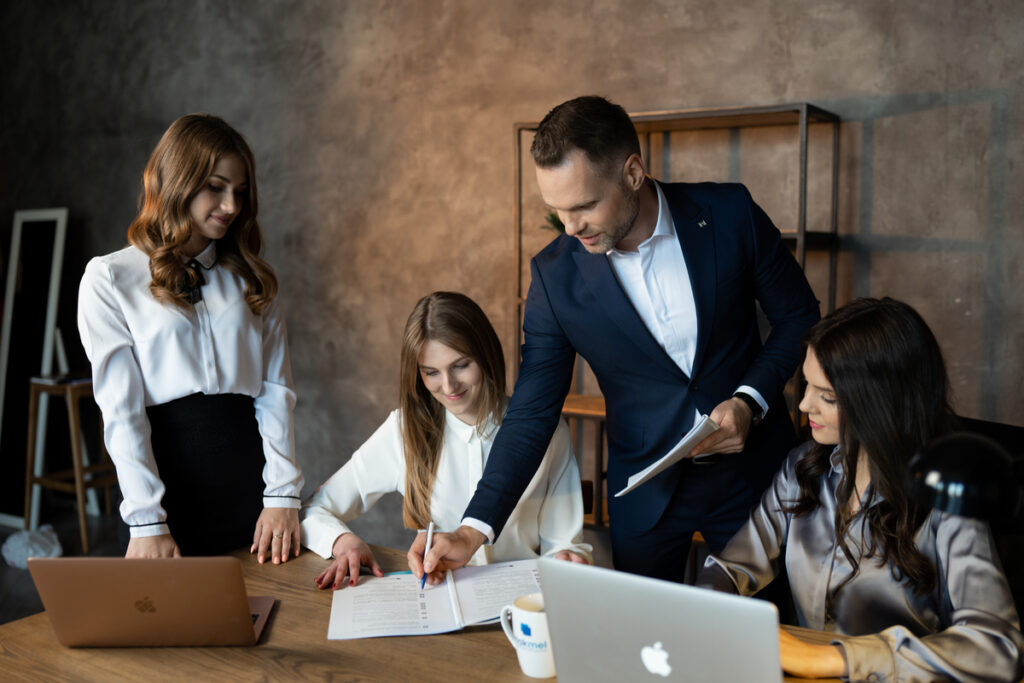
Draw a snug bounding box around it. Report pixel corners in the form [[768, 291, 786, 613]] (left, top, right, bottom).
[[467, 181, 821, 534]]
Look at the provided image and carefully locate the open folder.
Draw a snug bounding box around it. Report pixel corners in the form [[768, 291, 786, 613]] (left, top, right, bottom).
[[615, 415, 719, 497], [327, 559, 541, 639]]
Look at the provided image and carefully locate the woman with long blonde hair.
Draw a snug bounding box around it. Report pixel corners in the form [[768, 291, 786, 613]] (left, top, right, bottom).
[[78, 114, 303, 562], [302, 291, 591, 589]]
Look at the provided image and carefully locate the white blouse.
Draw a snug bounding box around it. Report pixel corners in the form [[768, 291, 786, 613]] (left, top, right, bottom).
[[301, 407, 592, 565], [77, 242, 304, 538]]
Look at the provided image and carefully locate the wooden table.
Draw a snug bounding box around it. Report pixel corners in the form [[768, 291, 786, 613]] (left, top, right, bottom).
[[0, 547, 840, 682]]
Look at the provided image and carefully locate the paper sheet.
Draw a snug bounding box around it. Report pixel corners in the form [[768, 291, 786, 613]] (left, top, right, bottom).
[[327, 572, 458, 639], [614, 415, 719, 497], [449, 559, 541, 626], [326, 559, 541, 639]]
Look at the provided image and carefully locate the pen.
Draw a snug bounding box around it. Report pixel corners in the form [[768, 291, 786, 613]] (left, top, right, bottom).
[[420, 522, 435, 589]]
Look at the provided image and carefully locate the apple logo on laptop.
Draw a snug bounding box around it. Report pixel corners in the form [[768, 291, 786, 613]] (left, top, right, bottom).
[[641, 641, 671, 677], [134, 596, 156, 613]]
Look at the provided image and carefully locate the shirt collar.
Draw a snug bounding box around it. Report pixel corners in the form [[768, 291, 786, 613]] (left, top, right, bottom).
[[649, 182, 675, 242], [608, 180, 675, 256], [828, 445, 881, 506], [444, 408, 481, 443], [443, 400, 505, 443], [828, 445, 844, 475], [187, 241, 218, 269]]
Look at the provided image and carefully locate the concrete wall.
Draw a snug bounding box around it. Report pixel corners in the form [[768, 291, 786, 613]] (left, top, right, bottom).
[[2, 0, 1021, 545]]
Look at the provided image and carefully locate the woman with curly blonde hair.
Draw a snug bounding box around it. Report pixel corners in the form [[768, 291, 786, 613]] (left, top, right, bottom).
[[78, 114, 303, 562]]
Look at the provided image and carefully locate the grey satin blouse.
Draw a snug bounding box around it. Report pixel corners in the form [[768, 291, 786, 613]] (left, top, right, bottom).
[[697, 443, 1024, 683]]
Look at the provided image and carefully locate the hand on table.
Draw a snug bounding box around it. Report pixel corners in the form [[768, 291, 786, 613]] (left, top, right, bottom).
[[251, 507, 300, 565], [690, 396, 753, 457], [408, 525, 486, 586], [315, 533, 384, 589], [126, 534, 181, 558], [553, 550, 588, 564], [778, 628, 847, 679]]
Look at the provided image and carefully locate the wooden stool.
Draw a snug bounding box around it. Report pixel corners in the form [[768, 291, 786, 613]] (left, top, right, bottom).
[[24, 376, 117, 554], [562, 393, 607, 527]]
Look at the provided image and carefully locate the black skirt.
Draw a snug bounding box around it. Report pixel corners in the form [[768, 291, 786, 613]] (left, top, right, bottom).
[[118, 393, 264, 556]]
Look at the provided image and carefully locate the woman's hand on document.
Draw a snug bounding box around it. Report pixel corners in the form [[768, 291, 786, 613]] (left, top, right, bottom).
[[314, 533, 384, 589]]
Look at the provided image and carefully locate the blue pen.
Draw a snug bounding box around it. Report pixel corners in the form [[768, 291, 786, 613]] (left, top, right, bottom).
[[420, 522, 435, 589]]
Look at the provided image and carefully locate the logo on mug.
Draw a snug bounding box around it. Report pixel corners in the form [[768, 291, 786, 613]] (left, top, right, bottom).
[[520, 623, 532, 637]]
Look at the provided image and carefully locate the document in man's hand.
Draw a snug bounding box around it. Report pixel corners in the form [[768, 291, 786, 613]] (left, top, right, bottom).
[[327, 559, 541, 639], [614, 415, 719, 497]]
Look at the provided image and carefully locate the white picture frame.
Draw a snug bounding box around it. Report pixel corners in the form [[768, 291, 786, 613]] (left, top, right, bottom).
[[0, 208, 68, 529]]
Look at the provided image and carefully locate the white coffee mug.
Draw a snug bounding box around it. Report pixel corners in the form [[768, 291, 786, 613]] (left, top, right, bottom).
[[500, 592, 555, 679]]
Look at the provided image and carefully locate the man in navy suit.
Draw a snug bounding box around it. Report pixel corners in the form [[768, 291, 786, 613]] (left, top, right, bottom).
[[411, 96, 820, 582]]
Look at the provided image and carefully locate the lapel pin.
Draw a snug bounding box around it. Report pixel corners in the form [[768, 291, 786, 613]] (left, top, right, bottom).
[[697, 219, 708, 228]]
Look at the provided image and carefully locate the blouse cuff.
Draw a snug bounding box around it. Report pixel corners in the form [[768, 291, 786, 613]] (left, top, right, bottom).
[[263, 495, 302, 509], [300, 514, 353, 559], [129, 522, 171, 539], [833, 633, 894, 683]]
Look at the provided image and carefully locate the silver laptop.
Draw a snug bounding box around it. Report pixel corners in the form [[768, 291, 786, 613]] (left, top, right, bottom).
[[538, 558, 781, 682], [28, 556, 274, 647]]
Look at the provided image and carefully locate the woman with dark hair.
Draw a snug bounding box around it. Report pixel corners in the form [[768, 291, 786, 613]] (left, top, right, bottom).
[[301, 291, 591, 589], [698, 297, 1023, 682], [78, 114, 303, 562]]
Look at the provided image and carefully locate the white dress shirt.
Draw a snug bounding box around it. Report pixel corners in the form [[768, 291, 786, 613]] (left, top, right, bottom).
[[301, 407, 592, 565], [77, 242, 304, 538], [461, 183, 769, 545], [607, 181, 767, 415]]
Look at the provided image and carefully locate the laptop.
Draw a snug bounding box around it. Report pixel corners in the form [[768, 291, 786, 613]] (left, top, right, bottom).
[[538, 558, 781, 682], [27, 556, 275, 647]]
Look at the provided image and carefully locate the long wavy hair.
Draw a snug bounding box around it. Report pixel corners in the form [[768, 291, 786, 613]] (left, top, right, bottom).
[[127, 114, 277, 313], [787, 298, 956, 611], [399, 292, 507, 530]]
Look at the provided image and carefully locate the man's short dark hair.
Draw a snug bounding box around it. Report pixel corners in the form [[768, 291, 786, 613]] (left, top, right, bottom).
[[530, 95, 641, 173]]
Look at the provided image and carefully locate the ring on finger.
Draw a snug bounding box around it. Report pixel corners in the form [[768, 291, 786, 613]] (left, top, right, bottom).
[[273, 532, 283, 539]]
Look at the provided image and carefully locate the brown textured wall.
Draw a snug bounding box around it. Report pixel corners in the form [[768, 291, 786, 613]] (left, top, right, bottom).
[[2, 0, 1022, 544]]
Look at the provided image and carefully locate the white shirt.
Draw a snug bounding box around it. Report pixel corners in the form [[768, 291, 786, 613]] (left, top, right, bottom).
[[301, 407, 592, 565], [462, 183, 768, 545], [606, 182, 767, 415], [77, 242, 303, 538]]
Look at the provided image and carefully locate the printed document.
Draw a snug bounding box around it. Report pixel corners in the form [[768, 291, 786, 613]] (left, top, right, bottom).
[[327, 559, 541, 639], [615, 415, 719, 497]]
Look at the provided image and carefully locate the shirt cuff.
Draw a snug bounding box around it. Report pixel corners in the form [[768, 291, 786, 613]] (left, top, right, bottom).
[[129, 522, 171, 538], [833, 633, 894, 683], [263, 495, 302, 509], [734, 385, 769, 417], [460, 517, 495, 545]]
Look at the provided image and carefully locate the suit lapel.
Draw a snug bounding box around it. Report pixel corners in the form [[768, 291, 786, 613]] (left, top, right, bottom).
[[660, 182, 716, 378], [572, 250, 686, 379]]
